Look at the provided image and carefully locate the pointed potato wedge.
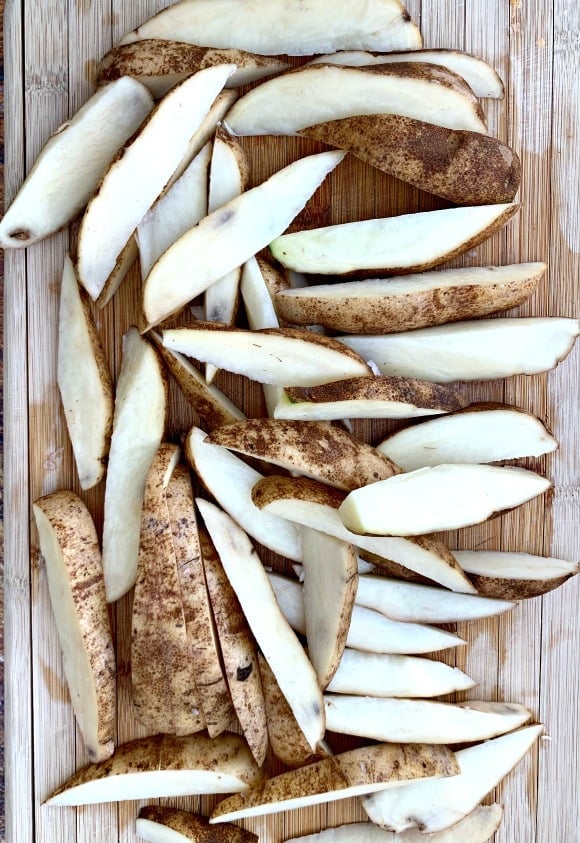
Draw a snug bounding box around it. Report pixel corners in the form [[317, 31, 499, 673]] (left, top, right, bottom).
[[45, 732, 262, 806], [453, 550, 579, 599], [210, 742, 459, 823], [196, 499, 325, 751], [226, 63, 485, 136], [275, 264, 545, 334], [57, 255, 113, 490], [0, 78, 153, 248], [102, 328, 167, 602], [143, 150, 345, 327], [207, 419, 399, 490], [33, 492, 115, 763], [270, 204, 518, 276], [137, 807, 258, 842]]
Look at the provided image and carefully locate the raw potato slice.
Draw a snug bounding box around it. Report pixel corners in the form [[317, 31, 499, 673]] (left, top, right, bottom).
[[76, 64, 234, 301], [0, 77, 153, 248], [453, 550, 579, 599], [33, 492, 115, 763], [226, 64, 485, 136], [276, 377, 468, 421], [186, 427, 302, 561], [200, 527, 268, 765], [268, 572, 467, 655], [137, 807, 258, 842], [120, 0, 422, 55], [327, 649, 476, 698], [207, 419, 399, 490], [167, 466, 234, 737], [275, 264, 545, 334], [197, 499, 325, 751], [285, 804, 504, 842], [302, 116, 520, 206], [210, 743, 459, 823], [378, 403, 558, 470], [355, 575, 514, 623], [252, 476, 474, 593], [136, 142, 211, 280], [142, 150, 345, 327], [309, 48, 505, 98], [363, 725, 543, 833], [102, 328, 167, 602], [258, 653, 327, 768], [45, 732, 262, 806], [338, 464, 551, 536], [96, 40, 289, 97], [57, 255, 113, 490], [340, 317, 580, 382], [324, 696, 531, 743], [269, 204, 518, 276], [302, 528, 358, 687], [150, 333, 245, 431]]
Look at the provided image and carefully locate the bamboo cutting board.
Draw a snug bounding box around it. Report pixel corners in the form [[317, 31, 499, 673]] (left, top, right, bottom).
[[4, 1, 580, 841]]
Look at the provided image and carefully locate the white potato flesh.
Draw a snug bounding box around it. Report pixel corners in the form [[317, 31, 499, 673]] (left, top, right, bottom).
[[197, 500, 325, 751], [454, 550, 579, 581], [339, 464, 551, 536], [136, 143, 211, 279], [309, 49, 504, 98], [270, 204, 516, 275], [186, 427, 301, 561], [120, 0, 421, 56], [324, 696, 531, 743], [0, 77, 153, 248], [363, 725, 543, 833], [102, 329, 166, 602], [226, 64, 485, 136], [274, 391, 450, 421], [163, 326, 370, 387], [135, 819, 189, 843], [77, 65, 234, 300], [355, 575, 514, 623], [378, 406, 558, 470], [143, 150, 345, 326], [268, 572, 466, 655], [341, 317, 580, 382], [327, 650, 475, 697]]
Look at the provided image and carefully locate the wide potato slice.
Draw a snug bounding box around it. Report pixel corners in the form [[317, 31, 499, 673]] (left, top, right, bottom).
[[137, 807, 258, 842], [453, 550, 579, 599], [45, 732, 262, 806], [210, 742, 459, 823], [33, 492, 116, 763]]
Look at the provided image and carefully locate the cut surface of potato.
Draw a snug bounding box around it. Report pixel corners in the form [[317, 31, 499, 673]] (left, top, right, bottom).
[[210, 742, 459, 823], [120, 0, 422, 55], [0, 77, 153, 248], [340, 317, 580, 382], [137, 806, 258, 842], [102, 328, 167, 603], [275, 264, 544, 334], [453, 550, 579, 599], [197, 499, 324, 752], [33, 492, 115, 763], [45, 732, 262, 806], [378, 403, 558, 470], [226, 63, 485, 136], [143, 150, 345, 327], [77, 65, 234, 301], [270, 204, 518, 276], [57, 255, 113, 490]]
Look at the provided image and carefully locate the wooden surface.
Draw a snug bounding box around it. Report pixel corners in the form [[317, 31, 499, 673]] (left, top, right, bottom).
[[3, 1, 580, 842]]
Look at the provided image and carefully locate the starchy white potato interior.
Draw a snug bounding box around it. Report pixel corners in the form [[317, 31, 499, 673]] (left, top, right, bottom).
[[454, 550, 578, 580], [134, 819, 190, 843], [274, 392, 449, 421]]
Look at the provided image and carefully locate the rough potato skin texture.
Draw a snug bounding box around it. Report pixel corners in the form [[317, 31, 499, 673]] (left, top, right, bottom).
[[139, 806, 258, 841], [466, 572, 576, 600], [207, 419, 400, 490], [33, 491, 116, 763], [303, 114, 520, 206]]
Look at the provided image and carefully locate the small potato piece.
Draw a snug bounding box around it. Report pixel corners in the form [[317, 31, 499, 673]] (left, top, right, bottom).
[[453, 550, 579, 600], [137, 806, 258, 841]]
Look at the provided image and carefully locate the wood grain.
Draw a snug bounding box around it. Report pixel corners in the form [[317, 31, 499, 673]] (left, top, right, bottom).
[[3, 2, 580, 842]]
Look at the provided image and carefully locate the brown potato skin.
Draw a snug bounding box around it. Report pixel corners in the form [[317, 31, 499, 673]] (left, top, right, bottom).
[[466, 572, 577, 600], [138, 806, 258, 842], [302, 114, 520, 206]]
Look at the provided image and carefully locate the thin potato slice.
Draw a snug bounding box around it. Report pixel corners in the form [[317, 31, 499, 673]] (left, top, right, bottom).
[[137, 806, 258, 842], [453, 550, 579, 599]]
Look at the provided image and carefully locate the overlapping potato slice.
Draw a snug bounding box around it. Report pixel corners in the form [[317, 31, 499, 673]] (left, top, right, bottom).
[[137, 807, 258, 842], [453, 550, 579, 599]]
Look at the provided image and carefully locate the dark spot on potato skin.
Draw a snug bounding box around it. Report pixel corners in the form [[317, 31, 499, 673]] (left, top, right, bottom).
[[237, 663, 253, 682], [217, 209, 235, 226], [8, 228, 32, 242]]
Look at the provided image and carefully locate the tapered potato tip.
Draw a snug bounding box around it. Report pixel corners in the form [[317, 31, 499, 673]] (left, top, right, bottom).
[[454, 550, 579, 599], [137, 806, 258, 842]]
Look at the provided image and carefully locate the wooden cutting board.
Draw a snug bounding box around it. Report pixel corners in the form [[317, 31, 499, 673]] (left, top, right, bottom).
[[4, 1, 580, 841]]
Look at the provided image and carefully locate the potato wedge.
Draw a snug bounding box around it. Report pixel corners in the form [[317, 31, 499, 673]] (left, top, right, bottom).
[[33, 492, 115, 763], [210, 742, 459, 822], [137, 807, 258, 842], [453, 550, 579, 599], [275, 263, 545, 334], [45, 732, 262, 805]]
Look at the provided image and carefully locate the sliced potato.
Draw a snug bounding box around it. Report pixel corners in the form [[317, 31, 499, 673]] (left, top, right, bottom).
[[137, 806, 258, 842], [453, 550, 579, 599], [33, 492, 115, 763]]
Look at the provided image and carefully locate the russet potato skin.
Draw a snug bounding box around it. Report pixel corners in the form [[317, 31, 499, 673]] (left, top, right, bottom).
[[138, 806, 258, 842], [466, 572, 577, 600]]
